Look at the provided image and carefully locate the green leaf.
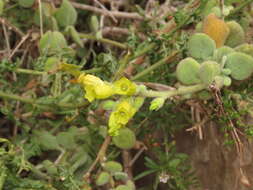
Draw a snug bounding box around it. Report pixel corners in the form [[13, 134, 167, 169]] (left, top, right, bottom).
[[133, 169, 157, 181], [54, 0, 77, 27], [33, 130, 60, 151], [39, 31, 68, 56], [68, 26, 83, 47], [168, 159, 181, 168], [56, 127, 78, 150]]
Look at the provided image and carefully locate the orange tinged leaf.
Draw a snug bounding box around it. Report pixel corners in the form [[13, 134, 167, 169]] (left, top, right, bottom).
[[202, 13, 230, 48]]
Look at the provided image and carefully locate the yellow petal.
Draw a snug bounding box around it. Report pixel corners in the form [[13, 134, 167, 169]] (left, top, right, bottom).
[[94, 83, 114, 99], [113, 77, 136, 96], [84, 86, 96, 102], [82, 74, 104, 86]]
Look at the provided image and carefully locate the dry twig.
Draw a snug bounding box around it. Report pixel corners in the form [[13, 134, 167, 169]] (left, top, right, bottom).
[[71, 2, 145, 20], [0, 17, 25, 37]]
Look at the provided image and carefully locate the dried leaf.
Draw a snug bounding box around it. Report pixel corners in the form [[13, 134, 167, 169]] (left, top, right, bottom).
[[202, 13, 230, 48]]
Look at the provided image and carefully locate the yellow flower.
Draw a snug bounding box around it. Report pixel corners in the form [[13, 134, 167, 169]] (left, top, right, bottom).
[[113, 77, 137, 96], [108, 99, 136, 136], [78, 74, 114, 102]]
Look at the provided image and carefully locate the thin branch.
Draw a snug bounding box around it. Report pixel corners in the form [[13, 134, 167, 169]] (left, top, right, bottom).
[[15, 68, 46, 75], [129, 146, 145, 167], [38, 0, 43, 36], [93, 0, 117, 23], [15, 67, 102, 75], [0, 90, 89, 109], [8, 33, 30, 60], [227, 0, 253, 18], [2, 22, 10, 57], [102, 27, 130, 36], [71, 2, 145, 20], [131, 50, 179, 80], [83, 136, 111, 179], [0, 17, 25, 37], [79, 33, 128, 49]]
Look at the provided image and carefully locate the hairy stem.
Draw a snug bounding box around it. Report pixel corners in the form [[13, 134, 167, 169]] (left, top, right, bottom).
[[0, 91, 88, 109], [139, 84, 206, 98]]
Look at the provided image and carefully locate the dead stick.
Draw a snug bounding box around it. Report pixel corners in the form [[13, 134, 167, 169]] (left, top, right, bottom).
[[71, 2, 145, 20], [83, 136, 111, 179]]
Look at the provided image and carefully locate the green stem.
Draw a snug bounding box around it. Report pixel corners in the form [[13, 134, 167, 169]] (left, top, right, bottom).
[[15, 68, 46, 75], [227, 0, 253, 18], [15, 67, 102, 75], [139, 84, 206, 98], [112, 51, 131, 81], [131, 51, 179, 80], [129, 43, 156, 61], [79, 33, 128, 49], [0, 91, 88, 109], [84, 67, 103, 74], [0, 91, 36, 104]]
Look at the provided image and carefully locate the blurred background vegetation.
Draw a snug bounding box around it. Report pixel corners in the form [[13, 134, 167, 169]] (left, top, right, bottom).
[[0, 0, 253, 190]]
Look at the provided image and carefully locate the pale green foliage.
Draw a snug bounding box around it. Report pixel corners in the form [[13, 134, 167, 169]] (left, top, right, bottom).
[[44, 57, 60, 72], [235, 43, 253, 57], [214, 46, 235, 62], [225, 21, 245, 47], [39, 31, 68, 55], [89, 15, 99, 32], [112, 128, 136, 149], [113, 172, 129, 181], [103, 161, 123, 174], [96, 172, 110, 186], [55, 0, 77, 27], [176, 58, 201, 85], [187, 33, 216, 60], [199, 61, 221, 85], [225, 52, 253, 80], [68, 26, 83, 47]]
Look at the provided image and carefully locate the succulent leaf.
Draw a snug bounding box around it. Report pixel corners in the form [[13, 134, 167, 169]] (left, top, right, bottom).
[[235, 43, 253, 57], [55, 0, 77, 27], [96, 172, 110, 186], [176, 58, 201, 85], [187, 33, 216, 60], [225, 21, 245, 48], [103, 161, 123, 174], [113, 172, 129, 181], [112, 128, 136, 150], [214, 46, 235, 62], [39, 31, 68, 55], [225, 52, 253, 80], [199, 61, 221, 85]]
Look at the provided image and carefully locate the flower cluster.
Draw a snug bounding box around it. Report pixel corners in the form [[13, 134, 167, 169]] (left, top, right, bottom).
[[108, 99, 137, 136], [77, 74, 142, 136], [108, 97, 144, 136], [77, 74, 137, 102]]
